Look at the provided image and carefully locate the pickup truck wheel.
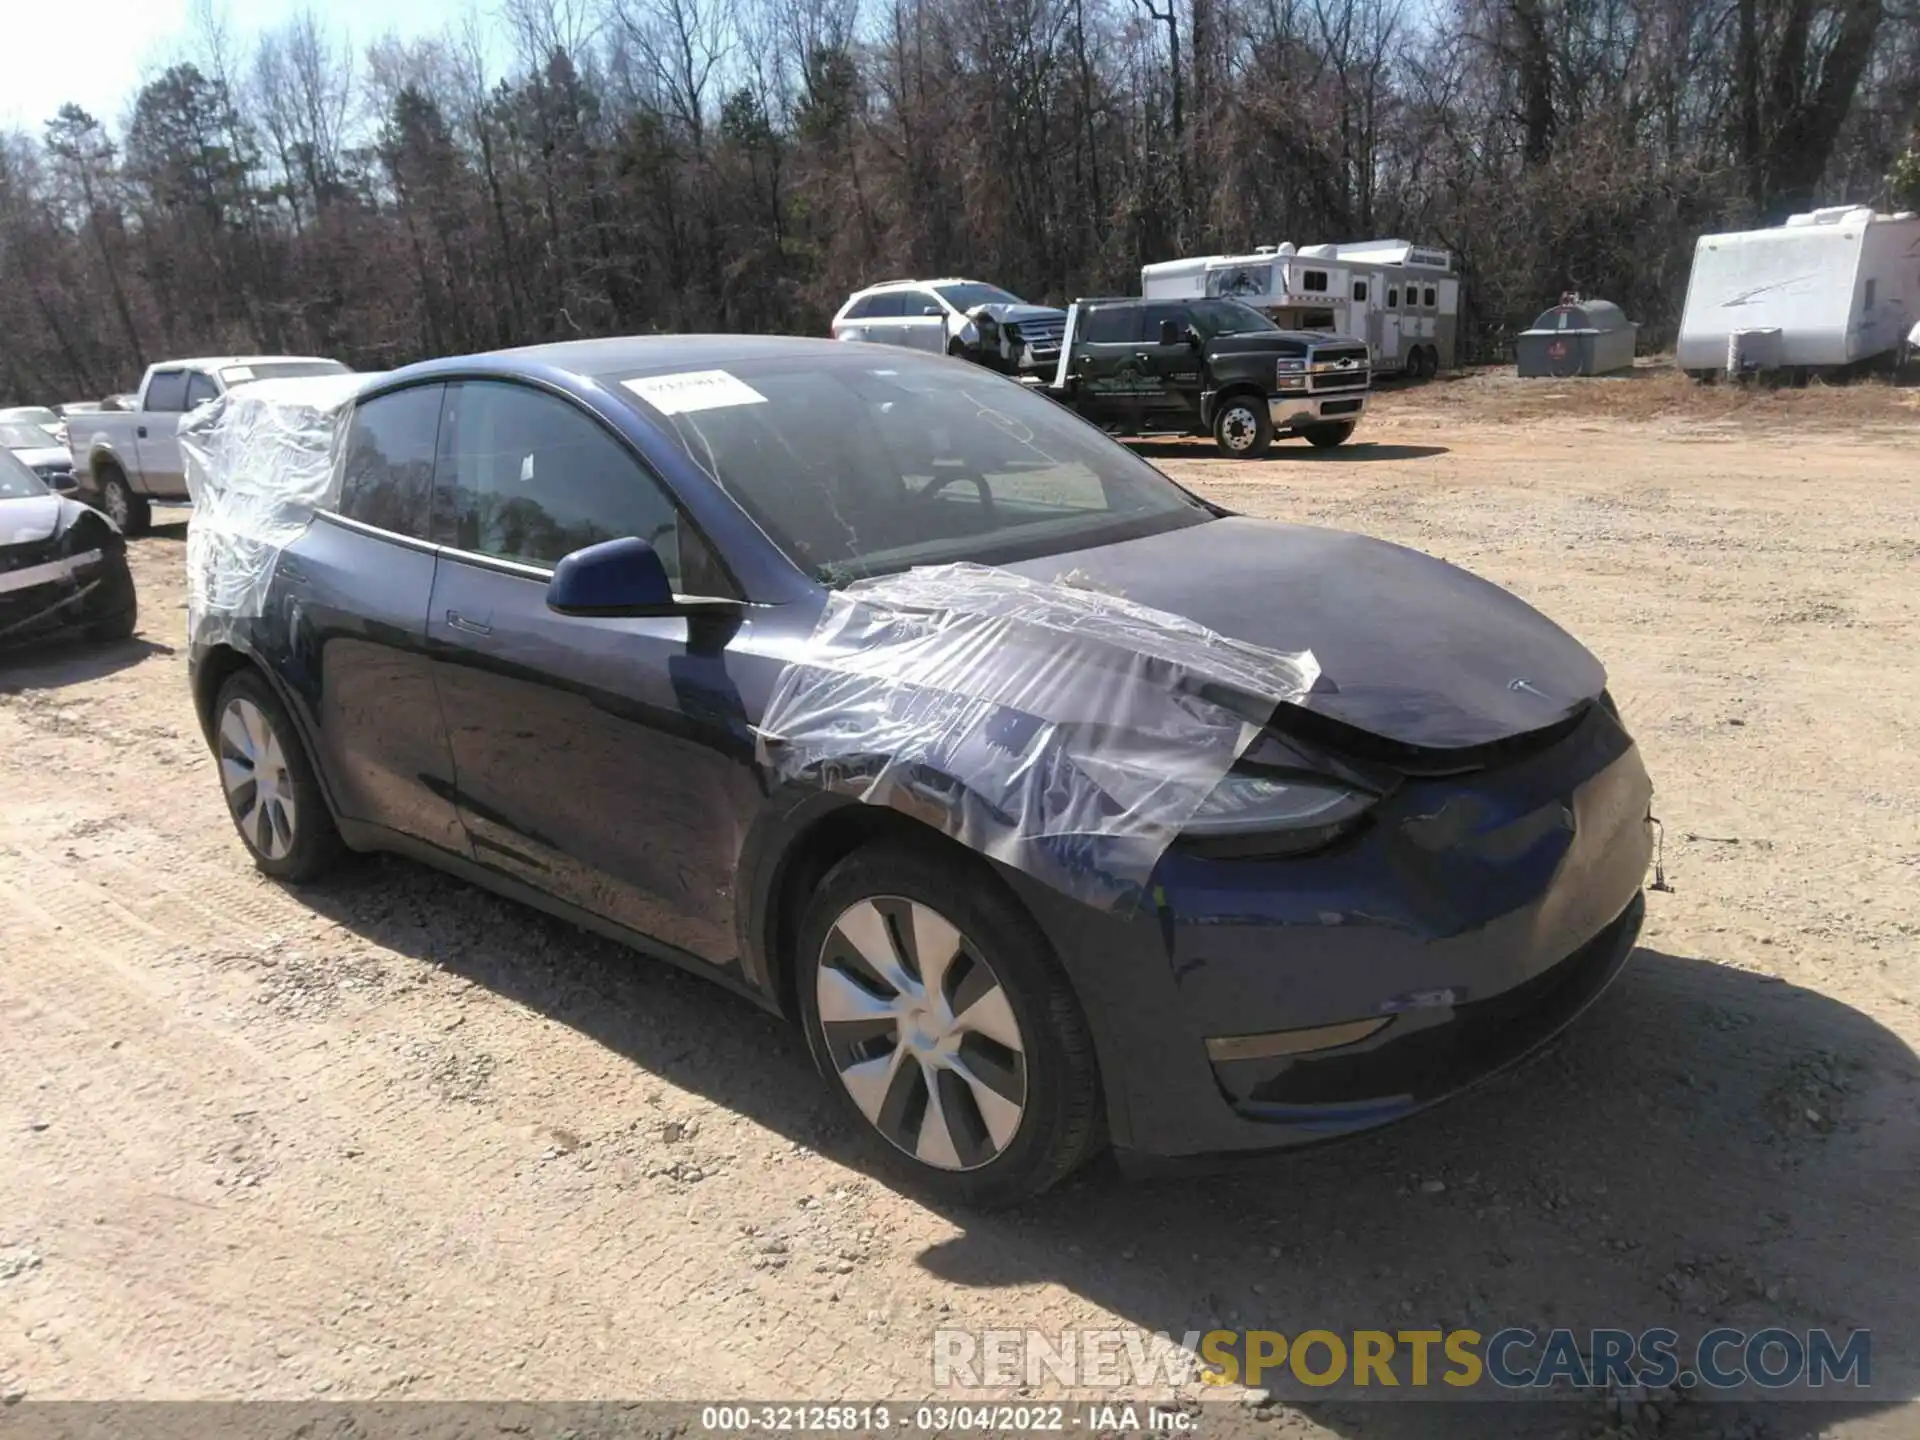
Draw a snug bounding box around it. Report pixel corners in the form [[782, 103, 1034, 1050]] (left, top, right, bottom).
[[1302, 421, 1357, 449], [97, 470, 150, 537], [1212, 396, 1273, 459]]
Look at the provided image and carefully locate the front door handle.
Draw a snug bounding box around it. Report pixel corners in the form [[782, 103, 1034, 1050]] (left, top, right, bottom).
[[136, 426, 149, 438], [445, 609, 493, 637]]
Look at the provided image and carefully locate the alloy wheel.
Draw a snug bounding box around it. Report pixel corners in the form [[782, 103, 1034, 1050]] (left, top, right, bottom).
[[101, 481, 130, 529], [814, 897, 1028, 1171], [218, 697, 298, 861], [1220, 405, 1261, 452]]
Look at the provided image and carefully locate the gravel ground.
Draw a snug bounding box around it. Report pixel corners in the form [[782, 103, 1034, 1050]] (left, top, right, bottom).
[[1, 381, 1915, 1439]]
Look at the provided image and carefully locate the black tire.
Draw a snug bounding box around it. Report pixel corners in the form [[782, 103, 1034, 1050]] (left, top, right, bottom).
[[795, 840, 1104, 1208], [85, 560, 139, 642], [1211, 393, 1273, 459], [211, 668, 345, 883], [1302, 421, 1356, 449], [1420, 346, 1439, 379], [96, 467, 151, 537]]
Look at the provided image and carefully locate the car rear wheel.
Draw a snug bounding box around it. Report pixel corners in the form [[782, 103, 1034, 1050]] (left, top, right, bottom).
[[96, 469, 150, 537], [1302, 421, 1356, 449], [212, 670, 344, 883], [796, 842, 1103, 1207], [1212, 395, 1273, 459]]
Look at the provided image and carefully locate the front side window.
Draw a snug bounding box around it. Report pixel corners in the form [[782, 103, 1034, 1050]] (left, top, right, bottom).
[[1353, 280, 1369, 302], [1423, 286, 1438, 307], [932, 282, 1024, 310], [435, 381, 725, 593], [1301, 270, 1329, 293], [906, 290, 947, 318], [337, 384, 443, 538], [185, 372, 220, 409], [145, 371, 188, 412], [1387, 287, 1400, 308], [613, 351, 1212, 585]]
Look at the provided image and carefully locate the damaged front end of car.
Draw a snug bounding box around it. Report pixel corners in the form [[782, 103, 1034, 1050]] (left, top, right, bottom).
[[0, 498, 137, 647]]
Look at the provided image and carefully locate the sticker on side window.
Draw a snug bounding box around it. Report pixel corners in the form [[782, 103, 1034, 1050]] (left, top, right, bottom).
[[621, 370, 767, 415]]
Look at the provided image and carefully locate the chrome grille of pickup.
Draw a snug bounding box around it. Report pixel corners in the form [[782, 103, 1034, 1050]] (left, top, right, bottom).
[[1307, 344, 1371, 394]]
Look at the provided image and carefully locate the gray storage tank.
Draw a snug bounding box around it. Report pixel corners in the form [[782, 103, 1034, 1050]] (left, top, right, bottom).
[[1515, 296, 1638, 377]]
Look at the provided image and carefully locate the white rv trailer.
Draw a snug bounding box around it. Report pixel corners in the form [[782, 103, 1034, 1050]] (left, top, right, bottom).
[[1140, 239, 1461, 377], [1675, 206, 1920, 377]]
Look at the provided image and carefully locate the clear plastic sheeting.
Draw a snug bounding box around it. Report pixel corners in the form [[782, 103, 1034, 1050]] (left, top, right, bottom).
[[757, 562, 1321, 912], [179, 373, 373, 648]]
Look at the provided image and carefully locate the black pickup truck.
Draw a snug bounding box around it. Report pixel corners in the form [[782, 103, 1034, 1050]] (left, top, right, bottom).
[[1035, 296, 1370, 458]]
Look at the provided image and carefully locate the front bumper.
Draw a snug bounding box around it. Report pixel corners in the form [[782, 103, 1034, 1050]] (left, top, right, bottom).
[[1003, 701, 1654, 1163], [0, 549, 135, 646], [1271, 392, 1368, 430]]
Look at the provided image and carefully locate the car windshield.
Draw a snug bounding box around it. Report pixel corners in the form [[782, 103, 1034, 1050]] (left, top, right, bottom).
[[0, 450, 50, 499], [932, 282, 1025, 310], [0, 422, 55, 449], [222, 361, 351, 387], [1188, 299, 1279, 337], [613, 353, 1213, 584]]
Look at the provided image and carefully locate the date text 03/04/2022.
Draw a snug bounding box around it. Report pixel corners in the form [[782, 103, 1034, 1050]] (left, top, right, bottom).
[[697, 1404, 1193, 1433]]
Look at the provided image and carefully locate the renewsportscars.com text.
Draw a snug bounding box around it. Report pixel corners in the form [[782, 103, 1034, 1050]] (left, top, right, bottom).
[[931, 1327, 1872, 1394]]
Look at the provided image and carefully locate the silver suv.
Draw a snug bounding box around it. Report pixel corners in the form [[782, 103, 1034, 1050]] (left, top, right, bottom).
[[830, 279, 1067, 376]]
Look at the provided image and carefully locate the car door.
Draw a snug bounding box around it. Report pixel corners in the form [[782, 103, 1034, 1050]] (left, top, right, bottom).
[[897, 288, 951, 354], [424, 378, 760, 965], [854, 290, 911, 349], [274, 382, 469, 856], [1069, 303, 1152, 429], [136, 369, 191, 496], [1138, 302, 1206, 430]]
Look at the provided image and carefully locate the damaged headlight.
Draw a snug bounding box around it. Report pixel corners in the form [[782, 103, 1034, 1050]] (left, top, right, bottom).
[[1181, 773, 1376, 858]]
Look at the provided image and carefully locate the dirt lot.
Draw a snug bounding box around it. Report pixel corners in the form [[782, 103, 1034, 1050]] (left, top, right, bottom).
[[2, 372, 1916, 1437]]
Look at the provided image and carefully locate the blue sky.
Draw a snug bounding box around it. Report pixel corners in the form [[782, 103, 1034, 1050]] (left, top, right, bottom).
[[3, 0, 481, 133]]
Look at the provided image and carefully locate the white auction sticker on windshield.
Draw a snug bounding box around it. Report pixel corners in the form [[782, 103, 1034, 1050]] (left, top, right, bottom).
[[221, 366, 255, 383], [621, 370, 767, 416]]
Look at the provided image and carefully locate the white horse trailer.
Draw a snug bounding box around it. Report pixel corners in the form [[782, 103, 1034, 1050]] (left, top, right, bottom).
[[1676, 207, 1920, 378], [1140, 239, 1461, 378]]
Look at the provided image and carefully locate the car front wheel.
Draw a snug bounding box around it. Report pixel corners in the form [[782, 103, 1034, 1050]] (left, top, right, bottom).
[[796, 842, 1103, 1207]]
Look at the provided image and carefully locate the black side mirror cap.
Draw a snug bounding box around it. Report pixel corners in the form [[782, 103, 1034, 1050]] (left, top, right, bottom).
[[1158, 319, 1182, 346]]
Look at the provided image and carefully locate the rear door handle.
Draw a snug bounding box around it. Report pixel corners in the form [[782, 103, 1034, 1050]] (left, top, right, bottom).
[[445, 609, 492, 637], [277, 558, 309, 584]]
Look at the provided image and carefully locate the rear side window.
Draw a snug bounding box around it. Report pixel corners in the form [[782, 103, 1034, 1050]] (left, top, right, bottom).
[[1301, 270, 1329, 292], [145, 371, 188, 412], [1352, 280, 1369, 302], [861, 292, 907, 319], [434, 380, 731, 594], [336, 384, 444, 539], [185, 372, 220, 409], [1080, 306, 1138, 343], [843, 294, 880, 320], [1423, 286, 1438, 308]]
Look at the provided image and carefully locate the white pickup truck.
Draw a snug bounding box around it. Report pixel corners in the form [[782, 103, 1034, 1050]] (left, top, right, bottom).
[[70, 355, 350, 534]]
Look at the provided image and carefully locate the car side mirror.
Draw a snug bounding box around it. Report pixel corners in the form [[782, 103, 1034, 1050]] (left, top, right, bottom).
[[547, 536, 677, 617], [1158, 319, 1182, 346]]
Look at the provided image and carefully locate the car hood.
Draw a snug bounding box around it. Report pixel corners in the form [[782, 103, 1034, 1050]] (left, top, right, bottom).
[[12, 445, 70, 469], [0, 492, 68, 547], [1005, 516, 1607, 751], [969, 303, 1067, 326]]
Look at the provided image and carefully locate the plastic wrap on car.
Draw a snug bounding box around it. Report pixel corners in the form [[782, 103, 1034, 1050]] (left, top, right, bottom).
[[756, 562, 1320, 913], [177, 374, 374, 650]]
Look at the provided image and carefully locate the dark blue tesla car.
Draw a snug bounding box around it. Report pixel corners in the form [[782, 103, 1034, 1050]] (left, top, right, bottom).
[[188, 335, 1654, 1205]]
